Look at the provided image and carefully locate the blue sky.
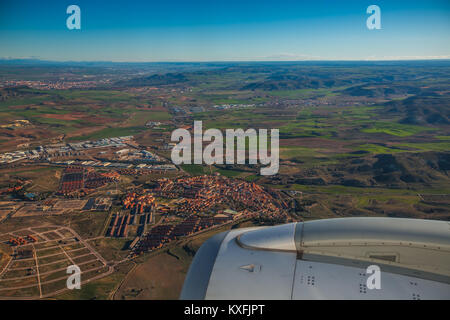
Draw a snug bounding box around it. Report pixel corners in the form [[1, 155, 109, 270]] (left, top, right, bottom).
[[0, 0, 449, 61]]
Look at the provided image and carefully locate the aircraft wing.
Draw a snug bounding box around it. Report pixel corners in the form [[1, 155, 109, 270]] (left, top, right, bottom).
[[180, 217, 450, 300]]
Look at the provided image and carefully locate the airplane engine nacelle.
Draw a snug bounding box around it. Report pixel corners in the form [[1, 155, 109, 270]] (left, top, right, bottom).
[[180, 217, 450, 300]]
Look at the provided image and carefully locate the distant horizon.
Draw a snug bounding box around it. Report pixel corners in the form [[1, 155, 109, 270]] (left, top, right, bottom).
[[1, 57, 450, 64]]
